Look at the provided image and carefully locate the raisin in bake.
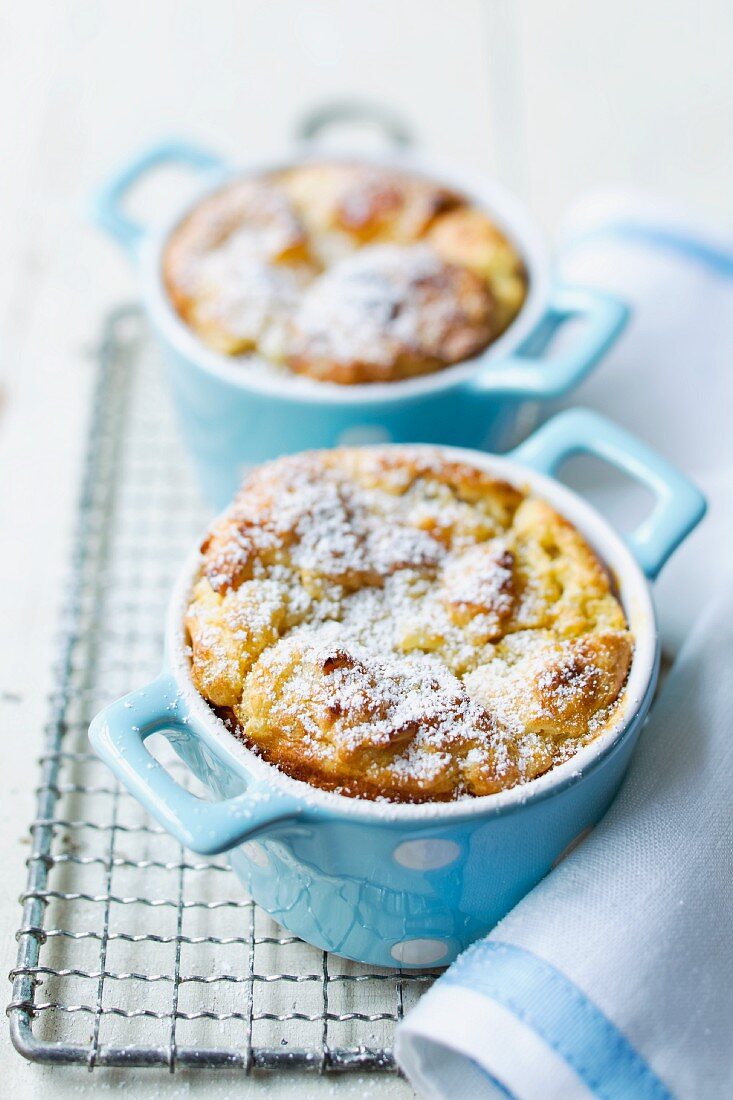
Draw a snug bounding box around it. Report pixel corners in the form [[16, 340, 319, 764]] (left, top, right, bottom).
[[163, 162, 527, 383], [184, 448, 633, 802]]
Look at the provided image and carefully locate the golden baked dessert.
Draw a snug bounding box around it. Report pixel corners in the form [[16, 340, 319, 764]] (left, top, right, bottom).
[[163, 161, 527, 383], [185, 448, 633, 803]]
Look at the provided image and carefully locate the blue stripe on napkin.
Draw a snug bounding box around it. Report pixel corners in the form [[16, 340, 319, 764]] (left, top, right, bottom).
[[442, 941, 673, 1100], [570, 222, 733, 280]]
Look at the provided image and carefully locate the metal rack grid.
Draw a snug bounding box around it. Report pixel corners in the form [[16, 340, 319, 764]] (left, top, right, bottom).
[[8, 307, 434, 1073]]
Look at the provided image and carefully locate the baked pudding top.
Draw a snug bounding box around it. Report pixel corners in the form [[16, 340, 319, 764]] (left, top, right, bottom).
[[185, 448, 633, 803], [163, 161, 527, 384]]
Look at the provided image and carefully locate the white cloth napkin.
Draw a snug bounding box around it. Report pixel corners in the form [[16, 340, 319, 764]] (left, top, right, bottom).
[[395, 194, 733, 1100]]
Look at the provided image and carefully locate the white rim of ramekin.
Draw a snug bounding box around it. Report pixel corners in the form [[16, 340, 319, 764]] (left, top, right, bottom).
[[165, 443, 658, 824], [139, 145, 551, 405]]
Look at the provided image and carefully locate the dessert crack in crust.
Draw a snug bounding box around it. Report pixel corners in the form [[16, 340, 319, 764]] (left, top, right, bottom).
[[163, 161, 527, 383], [185, 449, 633, 802]]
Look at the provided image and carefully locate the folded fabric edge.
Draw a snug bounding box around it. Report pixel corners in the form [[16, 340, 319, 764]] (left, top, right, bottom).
[[564, 221, 733, 280], [395, 941, 674, 1100], [557, 190, 733, 279], [396, 984, 592, 1100], [558, 189, 733, 257]]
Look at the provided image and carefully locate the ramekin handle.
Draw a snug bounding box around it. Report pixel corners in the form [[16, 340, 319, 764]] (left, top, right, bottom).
[[93, 140, 229, 258], [294, 100, 413, 150], [89, 674, 301, 855], [472, 285, 629, 399], [510, 408, 706, 579]]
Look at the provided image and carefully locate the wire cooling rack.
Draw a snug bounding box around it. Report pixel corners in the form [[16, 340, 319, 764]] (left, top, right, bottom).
[[8, 307, 433, 1073]]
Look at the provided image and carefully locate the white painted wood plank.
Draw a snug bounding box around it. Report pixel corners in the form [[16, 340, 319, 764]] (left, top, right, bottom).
[[514, 0, 733, 228]]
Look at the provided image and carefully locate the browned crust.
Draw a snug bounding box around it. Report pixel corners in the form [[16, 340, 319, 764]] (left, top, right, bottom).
[[286, 249, 498, 384], [162, 161, 528, 382], [186, 448, 633, 803]]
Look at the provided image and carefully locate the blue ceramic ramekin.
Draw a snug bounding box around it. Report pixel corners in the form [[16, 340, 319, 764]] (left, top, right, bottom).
[[89, 410, 705, 969], [94, 135, 629, 509]]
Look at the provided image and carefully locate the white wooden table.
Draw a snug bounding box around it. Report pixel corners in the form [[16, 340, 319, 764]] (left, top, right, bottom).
[[0, 2, 730, 1096]]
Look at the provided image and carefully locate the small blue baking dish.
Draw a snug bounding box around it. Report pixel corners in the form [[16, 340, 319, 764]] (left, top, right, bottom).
[[94, 120, 629, 508], [89, 409, 705, 968]]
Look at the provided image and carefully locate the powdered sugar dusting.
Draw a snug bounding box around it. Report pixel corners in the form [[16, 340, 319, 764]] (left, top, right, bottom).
[[163, 161, 527, 383], [290, 244, 459, 366], [186, 448, 633, 801]]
